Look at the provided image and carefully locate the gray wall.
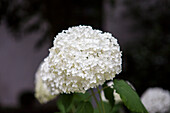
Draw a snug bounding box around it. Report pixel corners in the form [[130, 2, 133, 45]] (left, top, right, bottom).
[[0, 22, 50, 106]]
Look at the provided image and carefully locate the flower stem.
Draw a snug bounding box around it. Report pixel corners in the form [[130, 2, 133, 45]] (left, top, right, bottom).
[[71, 104, 76, 113], [97, 87, 106, 113], [90, 89, 102, 113]]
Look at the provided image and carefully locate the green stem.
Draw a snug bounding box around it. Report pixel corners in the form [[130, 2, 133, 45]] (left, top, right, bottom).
[[71, 104, 76, 113], [90, 89, 102, 113], [85, 86, 110, 101], [97, 87, 106, 113]]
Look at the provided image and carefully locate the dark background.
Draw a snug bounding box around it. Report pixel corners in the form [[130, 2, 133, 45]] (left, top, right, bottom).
[[0, 0, 170, 112]]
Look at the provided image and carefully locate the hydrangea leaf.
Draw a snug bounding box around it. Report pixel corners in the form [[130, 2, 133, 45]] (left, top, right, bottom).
[[73, 92, 90, 104], [103, 82, 115, 106], [57, 94, 74, 113], [57, 102, 65, 113], [113, 79, 148, 113], [75, 101, 94, 113], [111, 103, 122, 113]]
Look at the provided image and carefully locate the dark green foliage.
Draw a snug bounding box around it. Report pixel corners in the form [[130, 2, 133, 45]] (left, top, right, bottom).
[[94, 101, 123, 113], [56, 79, 148, 113], [57, 94, 74, 113], [113, 79, 148, 113], [111, 103, 123, 113], [57, 92, 91, 113], [73, 93, 90, 104], [94, 102, 112, 113], [75, 101, 93, 113], [103, 82, 115, 106]]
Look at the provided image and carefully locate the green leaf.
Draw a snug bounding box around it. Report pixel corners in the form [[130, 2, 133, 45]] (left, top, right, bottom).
[[103, 82, 115, 106], [113, 79, 148, 113], [57, 94, 74, 113], [111, 103, 123, 113], [57, 101, 65, 113], [73, 92, 90, 104], [75, 101, 94, 113]]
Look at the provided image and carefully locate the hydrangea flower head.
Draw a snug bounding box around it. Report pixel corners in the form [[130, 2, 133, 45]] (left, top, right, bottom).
[[35, 62, 58, 103], [41, 25, 122, 94], [141, 87, 170, 113]]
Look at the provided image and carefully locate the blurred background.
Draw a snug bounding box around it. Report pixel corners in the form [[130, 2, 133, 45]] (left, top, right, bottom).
[[0, 0, 170, 112]]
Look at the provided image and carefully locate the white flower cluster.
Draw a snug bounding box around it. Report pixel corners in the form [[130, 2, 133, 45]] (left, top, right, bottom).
[[141, 87, 170, 113], [40, 25, 122, 94], [35, 62, 58, 103]]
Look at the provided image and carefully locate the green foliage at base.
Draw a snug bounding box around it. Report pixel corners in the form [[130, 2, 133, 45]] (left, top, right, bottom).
[[56, 79, 148, 113], [75, 101, 93, 113], [103, 83, 115, 106], [57, 92, 91, 113], [57, 94, 74, 113]]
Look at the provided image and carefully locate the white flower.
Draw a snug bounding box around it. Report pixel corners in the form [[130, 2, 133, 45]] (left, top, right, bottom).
[[141, 87, 170, 113], [35, 61, 58, 103], [41, 25, 122, 94]]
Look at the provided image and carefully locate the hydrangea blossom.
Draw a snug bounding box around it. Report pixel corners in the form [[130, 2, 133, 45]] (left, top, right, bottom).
[[40, 25, 122, 94], [141, 87, 170, 113], [35, 61, 58, 103]]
